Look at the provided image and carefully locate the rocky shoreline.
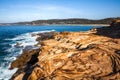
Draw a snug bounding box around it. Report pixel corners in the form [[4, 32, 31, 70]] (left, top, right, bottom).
[[10, 20, 120, 80]]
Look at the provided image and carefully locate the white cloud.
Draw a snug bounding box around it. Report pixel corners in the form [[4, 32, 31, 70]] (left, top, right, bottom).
[[0, 4, 84, 22], [8, 4, 81, 15]]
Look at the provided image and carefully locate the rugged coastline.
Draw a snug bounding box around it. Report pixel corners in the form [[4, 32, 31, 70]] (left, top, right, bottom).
[[10, 20, 120, 80], [0, 17, 120, 26]]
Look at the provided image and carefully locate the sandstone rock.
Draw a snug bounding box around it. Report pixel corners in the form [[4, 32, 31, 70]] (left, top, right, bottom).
[[10, 20, 120, 80]]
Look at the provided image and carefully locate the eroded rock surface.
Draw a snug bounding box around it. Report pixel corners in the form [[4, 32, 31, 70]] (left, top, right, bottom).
[[10, 20, 120, 80]]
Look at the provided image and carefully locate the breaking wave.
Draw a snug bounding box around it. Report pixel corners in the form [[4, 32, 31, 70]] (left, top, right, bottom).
[[0, 30, 55, 80]]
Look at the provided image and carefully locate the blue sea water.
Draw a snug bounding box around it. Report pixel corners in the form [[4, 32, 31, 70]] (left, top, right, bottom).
[[0, 25, 101, 80]]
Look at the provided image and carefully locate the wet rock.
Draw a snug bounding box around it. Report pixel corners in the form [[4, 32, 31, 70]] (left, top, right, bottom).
[[110, 19, 120, 27], [95, 19, 120, 38], [36, 32, 56, 41], [10, 46, 40, 69], [14, 42, 23, 48]]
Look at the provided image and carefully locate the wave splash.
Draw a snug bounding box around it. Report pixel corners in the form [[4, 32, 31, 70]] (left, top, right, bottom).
[[0, 30, 55, 80]]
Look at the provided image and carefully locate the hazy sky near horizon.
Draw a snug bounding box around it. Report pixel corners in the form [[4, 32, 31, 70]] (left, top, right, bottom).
[[0, 0, 120, 23]]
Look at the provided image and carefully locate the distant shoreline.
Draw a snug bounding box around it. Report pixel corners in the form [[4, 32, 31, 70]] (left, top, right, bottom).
[[0, 24, 109, 27], [1, 17, 119, 26], [38, 24, 110, 26], [15, 17, 118, 26]]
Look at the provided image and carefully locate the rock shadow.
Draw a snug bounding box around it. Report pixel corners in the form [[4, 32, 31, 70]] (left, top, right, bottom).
[[94, 26, 120, 39], [22, 51, 39, 80]]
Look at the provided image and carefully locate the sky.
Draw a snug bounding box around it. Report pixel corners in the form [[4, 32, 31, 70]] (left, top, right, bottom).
[[0, 0, 120, 23]]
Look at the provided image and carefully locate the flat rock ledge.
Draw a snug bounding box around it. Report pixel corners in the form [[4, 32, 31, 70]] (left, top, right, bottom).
[[10, 20, 120, 80]]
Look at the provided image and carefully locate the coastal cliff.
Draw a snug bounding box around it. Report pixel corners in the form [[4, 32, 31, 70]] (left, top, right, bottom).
[[10, 20, 120, 80]]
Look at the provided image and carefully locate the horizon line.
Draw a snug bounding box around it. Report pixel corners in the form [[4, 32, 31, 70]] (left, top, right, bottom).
[[0, 17, 120, 24]]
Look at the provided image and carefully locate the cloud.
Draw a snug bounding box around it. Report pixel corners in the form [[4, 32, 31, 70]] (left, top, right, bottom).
[[31, 5, 83, 18], [8, 4, 81, 14], [0, 4, 83, 22]]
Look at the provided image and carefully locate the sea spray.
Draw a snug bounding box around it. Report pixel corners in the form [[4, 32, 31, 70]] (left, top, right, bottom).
[[0, 30, 55, 80]]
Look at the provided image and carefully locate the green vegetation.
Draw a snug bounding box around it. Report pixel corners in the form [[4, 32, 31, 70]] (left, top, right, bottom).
[[16, 17, 120, 25], [0, 17, 120, 26]]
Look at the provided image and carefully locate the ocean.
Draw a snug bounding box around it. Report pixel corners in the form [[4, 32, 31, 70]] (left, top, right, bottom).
[[0, 25, 101, 80]]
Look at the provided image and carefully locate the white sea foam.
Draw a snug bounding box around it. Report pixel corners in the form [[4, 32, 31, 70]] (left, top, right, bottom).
[[0, 30, 55, 80], [0, 67, 17, 80], [6, 30, 55, 48]]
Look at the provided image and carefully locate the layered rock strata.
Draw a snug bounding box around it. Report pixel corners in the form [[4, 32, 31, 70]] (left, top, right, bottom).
[[10, 20, 120, 80]]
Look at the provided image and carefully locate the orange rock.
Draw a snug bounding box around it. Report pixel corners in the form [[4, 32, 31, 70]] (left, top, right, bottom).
[[10, 20, 120, 80], [28, 67, 43, 80]]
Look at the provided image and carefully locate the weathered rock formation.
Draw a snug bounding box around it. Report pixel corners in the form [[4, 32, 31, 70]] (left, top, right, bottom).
[[10, 20, 120, 80]]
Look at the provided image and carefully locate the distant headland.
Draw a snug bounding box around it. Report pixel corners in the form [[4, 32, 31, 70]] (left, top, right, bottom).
[[0, 17, 120, 26]]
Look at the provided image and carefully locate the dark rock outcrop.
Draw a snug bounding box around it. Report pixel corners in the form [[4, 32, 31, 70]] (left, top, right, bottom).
[[94, 20, 120, 38], [10, 46, 40, 70]]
